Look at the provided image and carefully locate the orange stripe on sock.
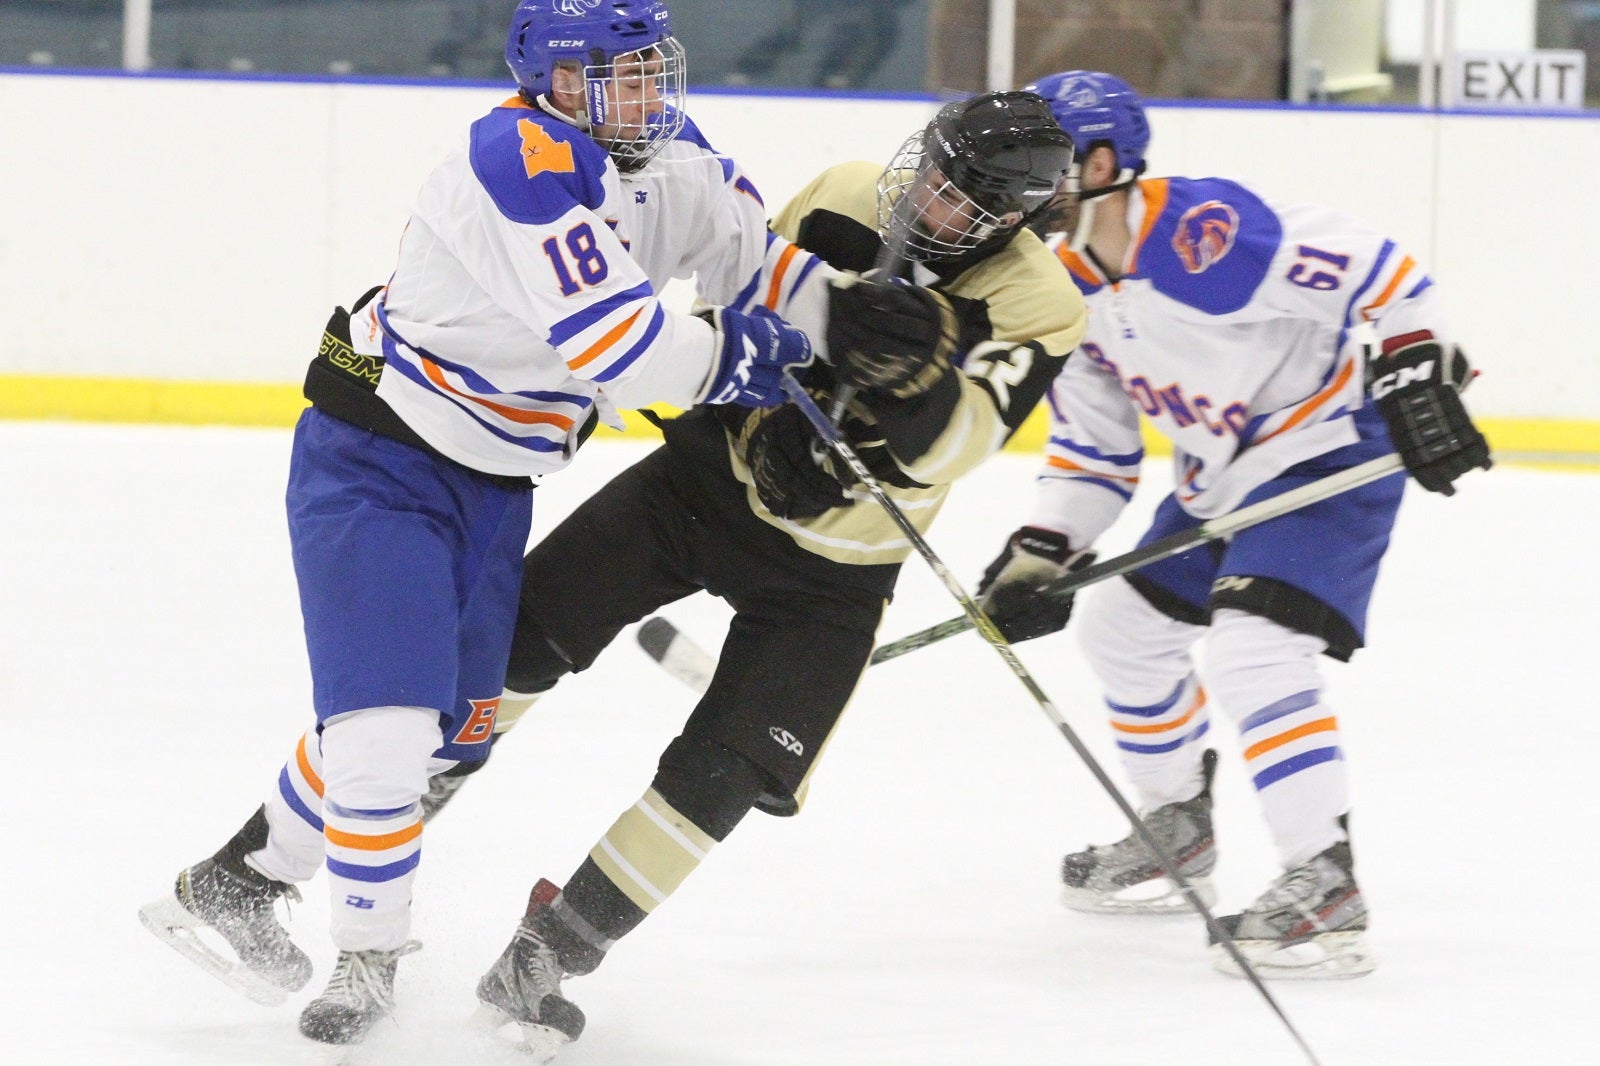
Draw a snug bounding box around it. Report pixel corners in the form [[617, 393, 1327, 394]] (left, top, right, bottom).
[[295, 734, 324, 797], [325, 820, 422, 851], [1244, 717, 1338, 761], [1112, 689, 1208, 734]]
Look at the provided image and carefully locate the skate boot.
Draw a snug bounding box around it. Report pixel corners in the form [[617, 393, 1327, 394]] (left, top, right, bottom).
[[1060, 749, 1219, 913], [139, 806, 312, 1005], [1209, 838, 1374, 979], [298, 941, 421, 1045], [476, 879, 594, 1063]]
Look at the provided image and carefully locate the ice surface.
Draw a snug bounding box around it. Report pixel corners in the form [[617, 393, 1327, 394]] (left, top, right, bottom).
[[2, 423, 1594, 1065]]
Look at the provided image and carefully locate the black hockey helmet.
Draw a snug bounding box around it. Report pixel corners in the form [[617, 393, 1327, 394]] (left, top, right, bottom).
[[878, 90, 1076, 261]]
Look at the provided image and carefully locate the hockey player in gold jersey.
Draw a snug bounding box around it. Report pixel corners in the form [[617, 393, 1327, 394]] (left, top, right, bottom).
[[466, 91, 1085, 1058]]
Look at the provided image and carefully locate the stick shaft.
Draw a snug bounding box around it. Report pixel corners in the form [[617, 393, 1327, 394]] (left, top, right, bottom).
[[870, 452, 1404, 664]]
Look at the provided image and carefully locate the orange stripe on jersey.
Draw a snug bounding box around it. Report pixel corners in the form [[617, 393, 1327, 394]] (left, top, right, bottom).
[[503, 94, 532, 110], [1055, 246, 1102, 288], [764, 243, 800, 310], [296, 734, 324, 798], [566, 307, 644, 373], [1361, 256, 1415, 321], [325, 820, 423, 852], [1046, 454, 1138, 482], [1254, 355, 1357, 445], [1127, 179, 1170, 274], [419, 358, 576, 429], [1113, 689, 1208, 735], [1244, 717, 1338, 761]]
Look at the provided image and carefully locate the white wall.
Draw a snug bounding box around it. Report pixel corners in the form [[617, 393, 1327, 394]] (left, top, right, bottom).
[[2, 71, 1596, 420]]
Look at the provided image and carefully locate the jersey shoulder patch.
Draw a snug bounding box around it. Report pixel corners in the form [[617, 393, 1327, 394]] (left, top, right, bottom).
[[1138, 176, 1283, 316], [469, 105, 610, 226]]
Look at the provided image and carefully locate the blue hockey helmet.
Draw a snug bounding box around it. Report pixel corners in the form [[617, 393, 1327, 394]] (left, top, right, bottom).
[[1025, 70, 1150, 177], [505, 0, 685, 170]]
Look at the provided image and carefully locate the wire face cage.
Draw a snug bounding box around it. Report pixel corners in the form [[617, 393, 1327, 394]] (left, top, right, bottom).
[[875, 129, 1022, 261], [582, 36, 688, 171]]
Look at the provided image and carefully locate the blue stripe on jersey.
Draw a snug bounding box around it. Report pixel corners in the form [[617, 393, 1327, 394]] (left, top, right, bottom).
[[1142, 177, 1281, 316], [1047, 436, 1143, 465], [327, 852, 422, 884], [469, 105, 609, 226], [1107, 679, 1187, 718], [1070, 476, 1137, 502], [548, 281, 654, 348], [278, 767, 324, 832], [1239, 689, 1320, 734], [729, 267, 763, 312], [375, 303, 593, 410], [591, 304, 665, 383], [735, 175, 764, 205], [1341, 240, 1393, 333], [789, 252, 823, 293], [1406, 276, 1434, 299], [1117, 719, 1211, 755], [380, 349, 568, 453], [1252, 745, 1341, 790]]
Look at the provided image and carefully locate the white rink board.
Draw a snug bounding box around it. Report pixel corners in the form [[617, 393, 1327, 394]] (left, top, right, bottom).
[[1, 71, 1596, 420]]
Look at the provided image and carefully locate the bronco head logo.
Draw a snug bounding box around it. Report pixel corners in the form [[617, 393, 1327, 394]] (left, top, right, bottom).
[[1052, 76, 1103, 109], [1172, 200, 1240, 274], [554, 0, 603, 15]]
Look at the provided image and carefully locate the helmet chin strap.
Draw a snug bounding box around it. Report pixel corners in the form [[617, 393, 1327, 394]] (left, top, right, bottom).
[[1067, 167, 1138, 251]]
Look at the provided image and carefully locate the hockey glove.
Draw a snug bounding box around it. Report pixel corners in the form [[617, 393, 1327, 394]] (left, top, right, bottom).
[[977, 526, 1096, 643], [740, 403, 855, 520], [1368, 334, 1492, 496], [826, 275, 960, 398], [701, 306, 814, 408]]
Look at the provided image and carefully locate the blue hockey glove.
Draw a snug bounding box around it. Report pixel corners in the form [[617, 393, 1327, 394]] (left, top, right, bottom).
[[1368, 333, 1492, 496], [701, 306, 814, 408], [977, 526, 1096, 642]]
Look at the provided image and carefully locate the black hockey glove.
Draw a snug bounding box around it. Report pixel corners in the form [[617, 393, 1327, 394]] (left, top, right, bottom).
[[1368, 334, 1492, 496], [826, 275, 960, 398], [976, 527, 1096, 643], [741, 403, 855, 521]]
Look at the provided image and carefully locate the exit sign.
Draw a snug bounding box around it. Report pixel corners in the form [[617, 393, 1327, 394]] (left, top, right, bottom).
[[1449, 50, 1586, 110]]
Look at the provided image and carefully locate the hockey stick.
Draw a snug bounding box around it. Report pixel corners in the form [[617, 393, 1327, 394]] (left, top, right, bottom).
[[638, 451, 1405, 690], [776, 372, 1325, 1066], [872, 451, 1405, 663]]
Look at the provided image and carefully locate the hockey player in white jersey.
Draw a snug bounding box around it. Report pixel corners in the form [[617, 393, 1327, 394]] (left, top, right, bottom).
[[975, 72, 1491, 978], [137, 0, 821, 1049]]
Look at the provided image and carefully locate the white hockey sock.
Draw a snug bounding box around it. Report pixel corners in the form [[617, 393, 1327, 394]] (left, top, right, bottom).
[[1079, 577, 1212, 808], [250, 726, 332, 885], [319, 706, 449, 952], [1205, 610, 1349, 868]]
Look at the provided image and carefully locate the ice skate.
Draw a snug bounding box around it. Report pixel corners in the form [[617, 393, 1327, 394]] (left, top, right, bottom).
[[475, 879, 588, 1064], [1209, 840, 1374, 979], [1060, 749, 1218, 913], [139, 809, 312, 1005], [298, 941, 420, 1045]]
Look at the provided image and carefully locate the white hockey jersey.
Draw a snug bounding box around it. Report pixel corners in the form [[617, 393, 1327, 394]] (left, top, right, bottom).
[[1030, 176, 1446, 546], [348, 97, 831, 479]]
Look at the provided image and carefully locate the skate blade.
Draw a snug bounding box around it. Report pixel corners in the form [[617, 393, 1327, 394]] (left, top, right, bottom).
[[1211, 929, 1376, 980], [137, 895, 288, 1006], [517, 1022, 572, 1064], [469, 1004, 571, 1064], [1061, 875, 1217, 915]]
